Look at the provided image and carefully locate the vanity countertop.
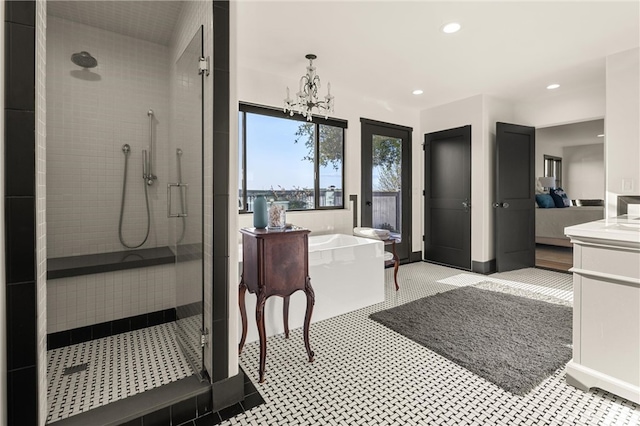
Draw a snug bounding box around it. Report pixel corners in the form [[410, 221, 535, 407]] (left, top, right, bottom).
[[565, 215, 640, 245]]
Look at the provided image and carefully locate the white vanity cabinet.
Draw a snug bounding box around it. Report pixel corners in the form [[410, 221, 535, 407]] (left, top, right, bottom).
[[565, 217, 640, 404]]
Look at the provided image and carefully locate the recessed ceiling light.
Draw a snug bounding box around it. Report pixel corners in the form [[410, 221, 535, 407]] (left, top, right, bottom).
[[442, 22, 461, 34], [597, 134, 605, 137], [412, 89, 424, 95], [546, 83, 560, 90]]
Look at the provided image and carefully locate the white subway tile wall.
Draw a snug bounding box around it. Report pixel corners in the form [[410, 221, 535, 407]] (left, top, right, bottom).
[[46, 16, 171, 258], [47, 265, 176, 333], [36, 0, 49, 421]]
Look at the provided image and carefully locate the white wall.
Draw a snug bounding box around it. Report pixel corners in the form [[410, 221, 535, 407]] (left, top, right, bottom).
[[512, 85, 605, 128], [47, 266, 176, 333], [605, 47, 640, 218], [535, 119, 605, 192], [46, 17, 171, 258], [420, 94, 513, 265], [229, 0, 240, 379], [35, 2, 48, 422], [563, 144, 605, 200], [235, 66, 421, 252]]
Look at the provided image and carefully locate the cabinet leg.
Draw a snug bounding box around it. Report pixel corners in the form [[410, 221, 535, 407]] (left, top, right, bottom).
[[393, 259, 399, 291], [392, 241, 399, 291], [303, 277, 315, 363], [256, 294, 267, 383], [238, 280, 248, 354], [283, 296, 290, 339]]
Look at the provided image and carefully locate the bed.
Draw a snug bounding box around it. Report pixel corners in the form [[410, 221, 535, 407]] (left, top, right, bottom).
[[535, 205, 604, 247]]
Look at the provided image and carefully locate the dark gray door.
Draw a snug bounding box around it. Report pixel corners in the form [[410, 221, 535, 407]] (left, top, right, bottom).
[[495, 122, 535, 272], [361, 119, 412, 263], [424, 126, 471, 269]]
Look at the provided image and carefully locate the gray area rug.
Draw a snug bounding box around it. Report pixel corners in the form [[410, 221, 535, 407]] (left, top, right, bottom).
[[369, 282, 572, 395]]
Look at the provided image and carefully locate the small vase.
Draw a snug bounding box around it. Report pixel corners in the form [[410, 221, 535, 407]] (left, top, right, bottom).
[[253, 195, 268, 229], [268, 202, 286, 230]]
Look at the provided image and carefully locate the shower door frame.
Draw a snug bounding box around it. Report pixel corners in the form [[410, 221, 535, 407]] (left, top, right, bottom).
[[171, 25, 207, 382]]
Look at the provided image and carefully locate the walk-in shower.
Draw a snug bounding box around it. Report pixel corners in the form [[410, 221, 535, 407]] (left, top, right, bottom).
[[45, 1, 208, 422]]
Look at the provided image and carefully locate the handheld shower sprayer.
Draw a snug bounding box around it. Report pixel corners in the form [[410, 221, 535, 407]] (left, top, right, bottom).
[[142, 150, 149, 181]]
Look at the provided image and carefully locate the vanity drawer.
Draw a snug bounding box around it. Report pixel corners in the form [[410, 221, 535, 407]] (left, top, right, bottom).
[[580, 245, 640, 280]]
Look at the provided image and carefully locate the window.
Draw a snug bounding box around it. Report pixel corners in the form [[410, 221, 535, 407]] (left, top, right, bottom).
[[544, 155, 562, 188], [238, 103, 346, 212]]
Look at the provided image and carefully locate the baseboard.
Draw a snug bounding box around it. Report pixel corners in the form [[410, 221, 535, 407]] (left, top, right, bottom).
[[47, 308, 177, 350], [49, 375, 211, 426], [211, 371, 244, 412], [471, 259, 496, 275], [409, 251, 423, 263], [566, 360, 640, 405]]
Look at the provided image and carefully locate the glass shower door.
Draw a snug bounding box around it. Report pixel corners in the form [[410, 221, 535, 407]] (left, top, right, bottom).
[[170, 27, 205, 379]]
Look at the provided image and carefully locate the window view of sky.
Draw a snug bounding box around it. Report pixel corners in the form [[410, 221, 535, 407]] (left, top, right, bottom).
[[244, 114, 342, 192]]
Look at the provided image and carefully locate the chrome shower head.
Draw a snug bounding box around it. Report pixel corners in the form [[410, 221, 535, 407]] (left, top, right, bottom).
[[71, 51, 98, 68]]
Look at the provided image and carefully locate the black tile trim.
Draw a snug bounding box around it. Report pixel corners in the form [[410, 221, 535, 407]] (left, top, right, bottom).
[[47, 308, 177, 350], [47, 246, 175, 279], [6, 1, 36, 26], [211, 0, 231, 386], [47, 375, 210, 426]]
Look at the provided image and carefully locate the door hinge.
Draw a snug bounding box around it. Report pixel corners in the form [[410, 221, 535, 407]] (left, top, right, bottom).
[[199, 56, 210, 76], [200, 328, 209, 347], [422, 190, 425, 196], [422, 235, 425, 241], [422, 143, 426, 151]]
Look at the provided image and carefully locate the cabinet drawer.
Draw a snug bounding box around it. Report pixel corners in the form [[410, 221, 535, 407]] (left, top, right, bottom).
[[580, 245, 640, 280]]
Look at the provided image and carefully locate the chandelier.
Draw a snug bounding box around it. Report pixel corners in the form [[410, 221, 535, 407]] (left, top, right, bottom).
[[284, 54, 334, 121]]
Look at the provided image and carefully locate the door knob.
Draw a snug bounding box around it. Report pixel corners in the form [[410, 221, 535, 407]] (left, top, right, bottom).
[[492, 202, 510, 209], [462, 199, 471, 212], [503, 202, 510, 208], [366, 201, 372, 206]]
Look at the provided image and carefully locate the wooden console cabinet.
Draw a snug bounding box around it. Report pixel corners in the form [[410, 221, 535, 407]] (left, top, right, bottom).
[[238, 227, 315, 383]]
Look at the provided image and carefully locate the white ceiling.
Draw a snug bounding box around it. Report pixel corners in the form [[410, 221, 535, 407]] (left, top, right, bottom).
[[236, 1, 640, 111], [47, 1, 639, 112], [47, 1, 183, 46]]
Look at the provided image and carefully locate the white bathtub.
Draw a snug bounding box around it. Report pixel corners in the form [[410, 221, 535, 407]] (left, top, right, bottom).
[[239, 233, 385, 344]]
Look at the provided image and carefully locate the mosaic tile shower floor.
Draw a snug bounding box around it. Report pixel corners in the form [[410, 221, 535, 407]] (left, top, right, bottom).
[[231, 262, 640, 426], [47, 322, 194, 423]]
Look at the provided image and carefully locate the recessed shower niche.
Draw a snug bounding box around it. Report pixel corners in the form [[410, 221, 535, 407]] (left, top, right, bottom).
[[44, 1, 211, 422]]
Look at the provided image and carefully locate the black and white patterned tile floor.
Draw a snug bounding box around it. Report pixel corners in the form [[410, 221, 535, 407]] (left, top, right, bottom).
[[231, 262, 640, 425], [47, 322, 194, 423]]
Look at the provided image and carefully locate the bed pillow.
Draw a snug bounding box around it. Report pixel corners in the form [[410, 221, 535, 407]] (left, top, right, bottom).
[[535, 194, 555, 208], [550, 187, 571, 208]]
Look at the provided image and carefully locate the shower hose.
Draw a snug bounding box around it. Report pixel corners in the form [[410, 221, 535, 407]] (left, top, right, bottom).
[[119, 148, 151, 248]]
